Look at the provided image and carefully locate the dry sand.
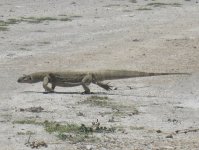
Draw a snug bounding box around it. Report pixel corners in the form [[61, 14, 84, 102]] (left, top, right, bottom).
[[0, 0, 199, 149]]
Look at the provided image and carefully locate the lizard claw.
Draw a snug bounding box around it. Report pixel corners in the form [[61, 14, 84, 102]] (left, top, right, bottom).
[[97, 82, 113, 91]]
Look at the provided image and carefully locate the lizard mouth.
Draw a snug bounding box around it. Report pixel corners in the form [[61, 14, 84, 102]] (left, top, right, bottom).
[[17, 78, 22, 83]]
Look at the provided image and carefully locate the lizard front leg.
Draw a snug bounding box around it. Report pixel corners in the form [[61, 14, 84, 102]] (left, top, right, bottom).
[[43, 76, 54, 93], [51, 83, 56, 90], [81, 73, 93, 94]]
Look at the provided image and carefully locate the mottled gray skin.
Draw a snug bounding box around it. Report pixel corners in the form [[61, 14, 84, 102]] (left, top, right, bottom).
[[17, 70, 189, 94]]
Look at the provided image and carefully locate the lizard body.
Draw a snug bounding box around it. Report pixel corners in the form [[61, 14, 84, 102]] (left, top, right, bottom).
[[17, 70, 189, 94]]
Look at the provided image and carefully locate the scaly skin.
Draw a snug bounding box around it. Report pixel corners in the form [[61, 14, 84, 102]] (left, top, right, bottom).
[[17, 70, 189, 94]]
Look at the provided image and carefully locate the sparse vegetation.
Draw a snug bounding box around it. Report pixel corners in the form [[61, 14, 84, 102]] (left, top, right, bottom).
[[43, 121, 81, 134], [7, 18, 21, 24], [147, 2, 182, 7], [0, 26, 8, 31], [57, 133, 94, 143], [13, 119, 115, 143], [21, 16, 72, 23], [43, 120, 115, 134], [21, 17, 58, 23], [13, 119, 43, 125], [0, 15, 72, 31], [79, 96, 139, 116], [43, 120, 115, 143], [0, 20, 7, 26], [0, 19, 21, 26]]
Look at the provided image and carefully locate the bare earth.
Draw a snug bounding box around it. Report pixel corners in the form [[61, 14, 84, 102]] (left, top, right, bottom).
[[0, 0, 199, 149]]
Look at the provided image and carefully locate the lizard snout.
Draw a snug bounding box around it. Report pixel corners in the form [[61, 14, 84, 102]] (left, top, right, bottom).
[[17, 78, 21, 83]]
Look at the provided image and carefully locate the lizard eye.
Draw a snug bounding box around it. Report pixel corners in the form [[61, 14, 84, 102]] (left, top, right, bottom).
[[24, 75, 31, 81]]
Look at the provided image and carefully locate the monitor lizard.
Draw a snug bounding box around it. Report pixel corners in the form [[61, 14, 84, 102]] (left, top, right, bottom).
[[17, 70, 189, 94]]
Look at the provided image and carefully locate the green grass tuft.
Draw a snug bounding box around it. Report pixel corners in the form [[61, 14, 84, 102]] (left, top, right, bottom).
[[43, 121, 81, 134]]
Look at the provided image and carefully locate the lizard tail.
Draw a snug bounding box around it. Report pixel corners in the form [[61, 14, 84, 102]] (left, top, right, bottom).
[[142, 72, 191, 77], [95, 70, 190, 80]]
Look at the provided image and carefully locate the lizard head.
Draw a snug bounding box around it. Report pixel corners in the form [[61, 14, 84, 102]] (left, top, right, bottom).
[[17, 74, 33, 83]]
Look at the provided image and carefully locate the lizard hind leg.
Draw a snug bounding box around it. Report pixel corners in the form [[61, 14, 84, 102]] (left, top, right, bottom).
[[96, 82, 113, 91], [81, 73, 93, 94], [91, 74, 113, 91]]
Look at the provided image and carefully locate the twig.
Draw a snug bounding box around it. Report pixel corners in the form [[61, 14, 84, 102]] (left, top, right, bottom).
[[27, 133, 31, 143], [175, 128, 199, 134]]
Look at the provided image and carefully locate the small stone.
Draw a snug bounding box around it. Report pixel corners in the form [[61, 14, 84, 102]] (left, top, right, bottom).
[[166, 134, 173, 138], [156, 130, 162, 133]]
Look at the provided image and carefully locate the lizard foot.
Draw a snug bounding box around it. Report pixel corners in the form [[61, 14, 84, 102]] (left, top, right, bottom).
[[97, 82, 113, 91], [43, 91, 54, 94], [81, 91, 94, 95]]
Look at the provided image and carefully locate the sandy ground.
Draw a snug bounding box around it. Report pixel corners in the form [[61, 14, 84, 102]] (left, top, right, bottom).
[[0, 0, 199, 149]]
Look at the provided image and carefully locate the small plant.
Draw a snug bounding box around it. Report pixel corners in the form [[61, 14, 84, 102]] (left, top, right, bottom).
[[43, 121, 81, 134]]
